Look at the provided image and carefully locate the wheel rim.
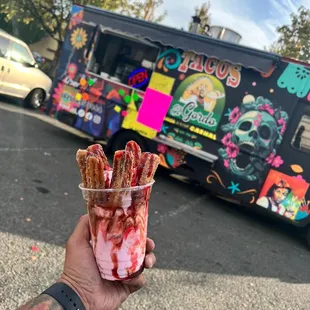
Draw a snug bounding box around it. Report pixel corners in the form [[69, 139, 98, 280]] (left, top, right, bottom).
[[33, 91, 43, 108]]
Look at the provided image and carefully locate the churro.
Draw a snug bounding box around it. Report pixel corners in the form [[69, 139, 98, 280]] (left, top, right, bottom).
[[76, 149, 87, 186], [125, 141, 141, 168], [86, 155, 106, 189], [110, 150, 133, 189], [87, 144, 110, 170], [136, 152, 160, 186], [110, 150, 133, 204]]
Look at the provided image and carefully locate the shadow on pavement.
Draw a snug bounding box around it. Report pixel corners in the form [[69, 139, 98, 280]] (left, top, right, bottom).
[[0, 104, 310, 285], [0, 95, 25, 108]]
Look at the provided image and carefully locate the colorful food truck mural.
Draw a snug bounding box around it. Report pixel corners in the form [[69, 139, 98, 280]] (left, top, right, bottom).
[[45, 5, 310, 244]]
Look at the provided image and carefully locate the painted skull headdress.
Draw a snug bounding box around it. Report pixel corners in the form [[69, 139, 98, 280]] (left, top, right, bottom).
[[218, 96, 288, 181]]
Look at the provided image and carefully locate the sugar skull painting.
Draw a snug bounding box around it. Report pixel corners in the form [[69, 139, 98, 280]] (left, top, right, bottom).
[[218, 96, 289, 181]]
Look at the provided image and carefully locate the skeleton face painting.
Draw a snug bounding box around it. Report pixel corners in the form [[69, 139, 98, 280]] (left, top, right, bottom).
[[219, 96, 289, 181]]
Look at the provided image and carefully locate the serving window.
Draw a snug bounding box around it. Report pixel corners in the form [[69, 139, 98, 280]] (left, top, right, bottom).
[[88, 30, 159, 91]]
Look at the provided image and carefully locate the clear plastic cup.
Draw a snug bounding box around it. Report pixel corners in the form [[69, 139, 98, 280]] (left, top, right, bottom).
[[79, 174, 154, 281]]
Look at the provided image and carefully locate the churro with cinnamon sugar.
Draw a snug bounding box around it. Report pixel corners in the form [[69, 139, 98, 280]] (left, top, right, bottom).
[[87, 144, 110, 170], [76, 149, 87, 186], [86, 155, 106, 189], [125, 141, 141, 168], [136, 152, 160, 186], [110, 151, 133, 189], [110, 150, 133, 204]]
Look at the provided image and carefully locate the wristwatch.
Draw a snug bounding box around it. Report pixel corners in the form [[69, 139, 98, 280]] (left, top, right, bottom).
[[42, 282, 86, 310]]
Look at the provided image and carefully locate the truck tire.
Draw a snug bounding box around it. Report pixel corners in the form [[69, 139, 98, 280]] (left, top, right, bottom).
[[25, 88, 45, 109], [110, 131, 147, 154]]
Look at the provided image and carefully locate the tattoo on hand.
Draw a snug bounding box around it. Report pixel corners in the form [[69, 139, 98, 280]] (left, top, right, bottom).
[[18, 294, 64, 310]]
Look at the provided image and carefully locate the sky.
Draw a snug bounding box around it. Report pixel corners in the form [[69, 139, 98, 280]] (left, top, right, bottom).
[[159, 0, 309, 50]]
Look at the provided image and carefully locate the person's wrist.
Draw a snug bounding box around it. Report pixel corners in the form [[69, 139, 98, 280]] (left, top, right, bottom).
[[58, 274, 91, 310]]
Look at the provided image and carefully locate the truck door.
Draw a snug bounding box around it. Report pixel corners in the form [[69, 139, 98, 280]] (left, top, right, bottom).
[[265, 100, 310, 223], [281, 101, 310, 174]]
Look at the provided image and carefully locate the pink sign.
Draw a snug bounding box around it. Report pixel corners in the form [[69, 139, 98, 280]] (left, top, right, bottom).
[[137, 88, 173, 131]]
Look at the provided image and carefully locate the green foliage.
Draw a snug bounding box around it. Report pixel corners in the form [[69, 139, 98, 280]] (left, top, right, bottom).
[[0, 0, 166, 45], [0, 12, 45, 44], [0, 0, 68, 43], [122, 0, 166, 23], [75, 0, 128, 11], [189, 2, 211, 35], [270, 6, 310, 62]]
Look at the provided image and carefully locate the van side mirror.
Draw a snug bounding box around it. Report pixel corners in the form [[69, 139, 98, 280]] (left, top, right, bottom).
[[23, 62, 37, 68]]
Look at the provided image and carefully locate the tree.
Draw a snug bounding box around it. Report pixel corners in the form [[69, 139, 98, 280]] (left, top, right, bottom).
[[0, 0, 165, 58], [0, 0, 127, 47], [0, 0, 129, 74], [189, 2, 211, 35], [0, 0, 167, 77], [0, 12, 45, 44], [123, 0, 167, 23], [269, 6, 310, 62]]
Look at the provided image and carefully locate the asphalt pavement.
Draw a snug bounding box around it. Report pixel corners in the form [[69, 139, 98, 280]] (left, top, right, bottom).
[[0, 100, 310, 310]]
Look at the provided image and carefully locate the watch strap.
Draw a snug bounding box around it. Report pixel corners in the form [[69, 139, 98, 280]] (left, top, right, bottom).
[[42, 282, 86, 310]]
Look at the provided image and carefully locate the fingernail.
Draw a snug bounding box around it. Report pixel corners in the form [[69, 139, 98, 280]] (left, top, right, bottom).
[[146, 256, 154, 267]]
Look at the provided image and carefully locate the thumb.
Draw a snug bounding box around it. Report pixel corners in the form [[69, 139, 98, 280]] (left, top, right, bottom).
[[68, 214, 91, 246]]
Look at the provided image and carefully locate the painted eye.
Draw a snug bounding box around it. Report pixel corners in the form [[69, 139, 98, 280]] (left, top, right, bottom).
[[258, 125, 271, 139], [239, 121, 252, 131]]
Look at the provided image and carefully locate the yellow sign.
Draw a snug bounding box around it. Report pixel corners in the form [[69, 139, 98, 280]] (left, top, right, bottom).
[[148, 72, 175, 95], [122, 91, 157, 139], [189, 125, 216, 140]]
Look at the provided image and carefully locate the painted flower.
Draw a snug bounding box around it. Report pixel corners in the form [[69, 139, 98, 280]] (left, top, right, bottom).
[[157, 144, 168, 154], [271, 155, 283, 168], [226, 142, 239, 159], [70, 28, 88, 49], [265, 152, 275, 164], [229, 107, 242, 124], [253, 119, 261, 127], [280, 123, 286, 135], [224, 159, 230, 168], [69, 10, 84, 30], [67, 63, 78, 78], [277, 118, 286, 126], [258, 104, 275, 115], [276, 118, 287, 135], [293, 175, 306, 182], [221, 133, 232, 146]]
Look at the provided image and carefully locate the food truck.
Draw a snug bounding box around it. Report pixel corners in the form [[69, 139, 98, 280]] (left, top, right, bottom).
[[45, 4, 310, 243]]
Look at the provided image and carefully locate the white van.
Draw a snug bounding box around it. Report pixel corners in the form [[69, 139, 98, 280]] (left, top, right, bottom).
[[0, 30, 52, 109]]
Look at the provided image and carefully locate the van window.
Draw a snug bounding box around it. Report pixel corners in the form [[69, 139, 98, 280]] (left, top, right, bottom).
[[10, 42, 34, 65], [88, 31, 159, 91], [291, 107, 310, 154], [0, 36, 10, 58]]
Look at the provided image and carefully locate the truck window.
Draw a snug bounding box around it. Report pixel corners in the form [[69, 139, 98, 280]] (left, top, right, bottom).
[[0, 36, 10, 58], [88, 31, 159, 91], [291, 107, 310, 154]]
